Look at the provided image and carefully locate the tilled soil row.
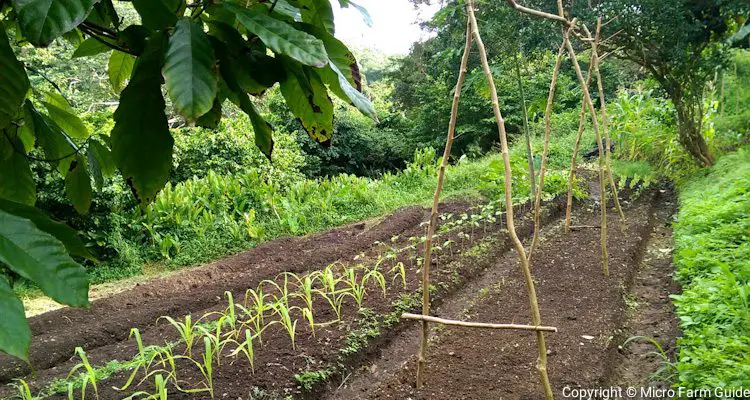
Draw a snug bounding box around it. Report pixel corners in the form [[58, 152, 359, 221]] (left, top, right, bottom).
[[1, 196, 563, 399], [0, 205, 428, 382], [339, 187, 669, 400]]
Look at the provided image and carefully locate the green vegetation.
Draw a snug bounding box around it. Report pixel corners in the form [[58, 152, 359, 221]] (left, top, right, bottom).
[[670, 147, 750, 388]]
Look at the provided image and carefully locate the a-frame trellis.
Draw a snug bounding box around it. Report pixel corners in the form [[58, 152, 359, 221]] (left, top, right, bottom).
[[402, 1, 626, 399]]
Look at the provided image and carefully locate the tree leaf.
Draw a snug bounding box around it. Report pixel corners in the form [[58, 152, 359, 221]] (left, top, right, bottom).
[[299, 0, 335, 33], [111, 34, 173, 207], [0, 198, 94, 260], [108, 50, 136, 93], [26, 102, 76, 175], [0, 134, 36, 206], [42, 102, 89, 140], [88, 140, 115, 177], [64, 155, 92, 215], [302, 24, 361, 91], [0, 21, 30, 130], [337, 0, 372, 27], [225, 3, 329, 68], [324, 62, 377, 121], [11, 0, 99, 46], [131, 0, 178, 30], [195, 97, 222, 129], [0, 209, 89, 307], [72, 37, 113, 58], [0, 276, 31, 361], [163, 18, 219, 120], [279, 62, 333, 144]]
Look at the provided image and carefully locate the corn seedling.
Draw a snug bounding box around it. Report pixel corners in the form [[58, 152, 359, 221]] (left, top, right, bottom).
[[67, 347, 99, 400], [123, 371, 172, 400], [343, 268, 367, 308], [272, 302, 299, 349], [390, 262, 407, 289], [13, 379, 37, 400], [299, 306, 315, 335], [623, 336, 677, 381], [291, 273, 318, 315], [223, 291, 239, 338], [364, 268, 387, 298], [158, 315, 199, 358], [243, 286, 273, 342], [197, 316, 229, 367], [198, 337, 215, 399], [228, 329, 257, 372]]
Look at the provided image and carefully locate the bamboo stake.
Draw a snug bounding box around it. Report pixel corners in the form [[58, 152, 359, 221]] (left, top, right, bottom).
[[562, 25, 610, 276], [513, 44, 536, 200], [402, 314, 558, 332], [528, 41, 565, 262], [564, 56, 596, 233], [415, 15, 473, 390], [466, 2, 553, 398], [590, 19, 625, 226]]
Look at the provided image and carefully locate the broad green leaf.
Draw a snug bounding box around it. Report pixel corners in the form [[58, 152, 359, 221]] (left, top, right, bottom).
[[64, 155, 92, 215], [303, 24, 361, 90], [72, 37, 113, 58], [0, 276, 30, 361], [42, 102, 89, 140], [263, 0, 301, 21], [214, 39, 275, 158], [325, 63, 377, 121], [0, 135, 36, 206], [195, 98, 222, 129], [11, 0, 99, 45], [0, 210, 89, 307], [88, 140, 115, 177], [131, 0, 178, 30], [0, 198, 93, 260], [163, 18, 219, 120], [26, 103, 76, 175], [279, 63, 333, 144], [225, 3, 328, 68], [0, 21, 30, 130], [337, 0, 372, 27], [244, 99, 274, 159], [111, 34, 173, 207], [300, 0, 335, 33], [108, 51, 136, 93], [87, 145, 103, 192]]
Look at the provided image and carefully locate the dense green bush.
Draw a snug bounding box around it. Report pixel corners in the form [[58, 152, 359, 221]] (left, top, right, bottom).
[[671, 147, 750, 388]]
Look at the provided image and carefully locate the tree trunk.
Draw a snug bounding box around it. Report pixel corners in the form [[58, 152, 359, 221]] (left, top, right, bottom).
[[674, 101, 715, 166]]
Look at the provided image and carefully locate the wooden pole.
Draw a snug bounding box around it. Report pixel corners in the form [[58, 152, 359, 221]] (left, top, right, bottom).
[[528, 41, 565, 262], [402, 314, 558, 333], [590, 19, 625, 226], [466, 2, 554, 398], [562, 25, 610, 276], [415, 15, 473, 390], [564, 56, 595, 233], [513, 44, 537, 200]]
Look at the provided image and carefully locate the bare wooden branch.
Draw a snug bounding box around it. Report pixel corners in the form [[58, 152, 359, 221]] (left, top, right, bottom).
[[504, 0, 568, 24], [466, 2, 553, 398], [415, 14, 474, 390], [402, 314, 559, 333], [562, 24, 610, 276], [591, 18, 626, 226], [528, 40, 565, 262]]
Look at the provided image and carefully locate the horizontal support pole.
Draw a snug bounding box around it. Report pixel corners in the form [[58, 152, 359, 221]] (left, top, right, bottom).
[[401, 313, 558, 333], [570, 225, 600, 230]]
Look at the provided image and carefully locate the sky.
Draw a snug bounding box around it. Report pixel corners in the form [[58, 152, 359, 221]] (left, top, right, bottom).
[[332, 0, 441, 55]]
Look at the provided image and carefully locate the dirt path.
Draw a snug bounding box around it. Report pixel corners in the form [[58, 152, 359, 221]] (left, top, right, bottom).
[[328, 187, 679, 400]]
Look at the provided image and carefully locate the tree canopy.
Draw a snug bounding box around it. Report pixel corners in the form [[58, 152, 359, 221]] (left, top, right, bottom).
[[0, 0, 375, 361]]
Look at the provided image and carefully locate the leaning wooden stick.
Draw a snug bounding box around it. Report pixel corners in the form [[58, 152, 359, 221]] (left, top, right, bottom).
[[565, 52, 596, 233], [415, 14, 473, 390], [562, 25, 610, 276], [589, 19, 625, 226], [528, 41, 566, 262], [402, 314, 559, 333], [466, 2, 554, 398]]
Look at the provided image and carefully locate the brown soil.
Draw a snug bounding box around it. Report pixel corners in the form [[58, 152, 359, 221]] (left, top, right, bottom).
[[0, 179, 681, 400], [331, 187, 679, 400]]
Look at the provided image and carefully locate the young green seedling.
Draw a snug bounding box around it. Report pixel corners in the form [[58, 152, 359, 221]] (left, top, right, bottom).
[[390, 262, 407, 289], [228, 329, 257, 373], [13, 379, 37, 400], [68, 347, 99, 400], [159, 315, 198, 358]]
